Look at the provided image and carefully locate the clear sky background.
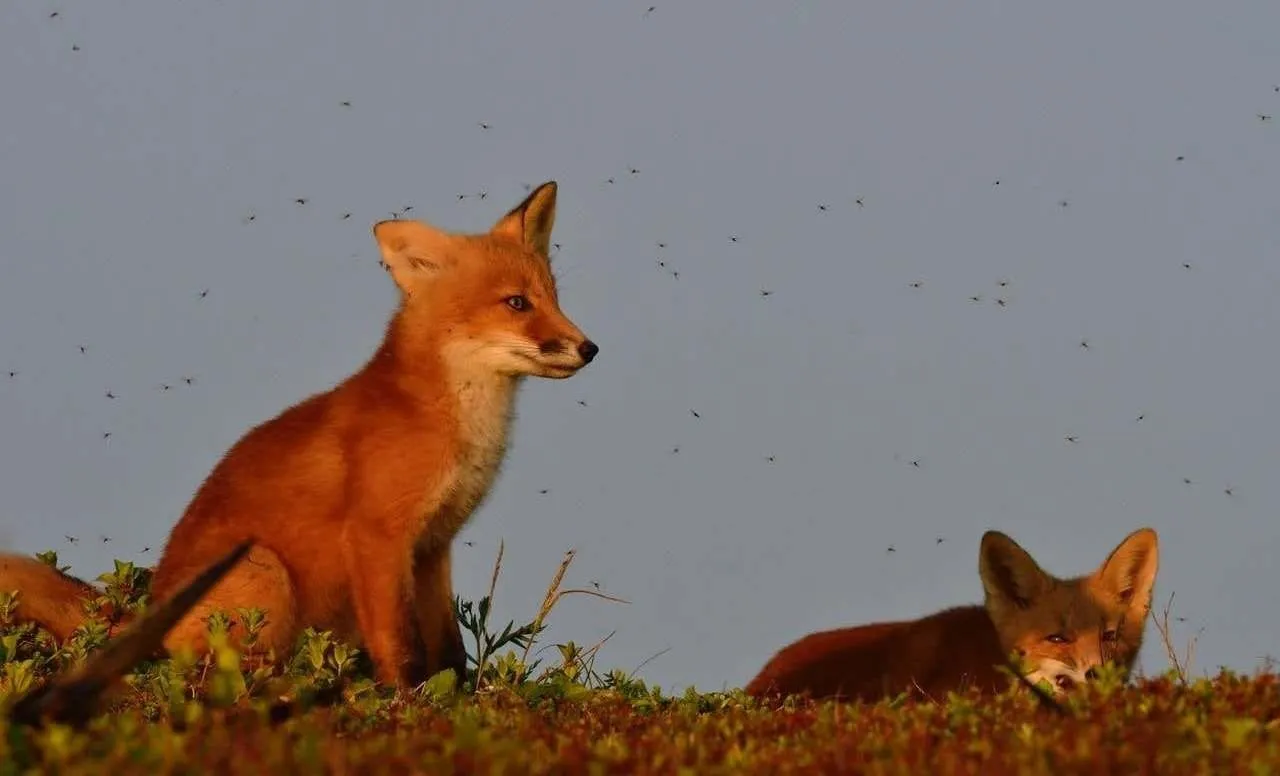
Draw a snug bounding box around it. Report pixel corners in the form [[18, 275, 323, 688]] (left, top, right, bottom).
[[2, 2, 1278, 694]]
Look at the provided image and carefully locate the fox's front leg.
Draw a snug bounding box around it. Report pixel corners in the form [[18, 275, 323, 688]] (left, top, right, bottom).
[[413, 542, 468, 685], [343, 536, 419, 688]]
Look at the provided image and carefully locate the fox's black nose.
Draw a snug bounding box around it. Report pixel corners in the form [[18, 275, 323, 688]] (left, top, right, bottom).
[[577, 340, 599, 364], [1084, 668, 1099, 681]]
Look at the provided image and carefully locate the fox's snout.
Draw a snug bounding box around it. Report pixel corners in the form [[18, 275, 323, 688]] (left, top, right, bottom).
[[519, 325, 598, 378], [1028, 659, 1104, 694], [537, 336, 598, 364], [1050, 666, 1099, 693], [555, 335, 598, 372]]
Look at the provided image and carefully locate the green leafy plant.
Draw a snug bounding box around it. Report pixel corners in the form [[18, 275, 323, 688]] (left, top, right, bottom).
[[2, 547, 1275, 774]]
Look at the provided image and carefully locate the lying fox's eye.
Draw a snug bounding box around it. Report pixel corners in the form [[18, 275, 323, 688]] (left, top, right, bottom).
[[1101, 629, 1118, 642], [505, 295, 529, 311], [1045, 633, 1071, 645]]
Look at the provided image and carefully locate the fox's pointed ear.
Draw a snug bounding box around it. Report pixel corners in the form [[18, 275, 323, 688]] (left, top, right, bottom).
[[372, 219, 452, 292], [1092, 527, 1159, 614], [490, 181, 557, 256], [979, 531, 1053, 610]]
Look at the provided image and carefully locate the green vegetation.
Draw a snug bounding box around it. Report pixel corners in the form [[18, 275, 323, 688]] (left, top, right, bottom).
[[2, 547, 1278, 774]]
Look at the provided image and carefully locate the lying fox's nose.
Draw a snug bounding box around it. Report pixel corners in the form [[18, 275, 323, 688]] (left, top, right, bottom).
[[577, 340, 599, 364], [1084, 668, 1099, 681]]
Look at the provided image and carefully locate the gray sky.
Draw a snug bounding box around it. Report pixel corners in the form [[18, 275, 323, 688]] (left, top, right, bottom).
[[2, 2, 1279, 694]]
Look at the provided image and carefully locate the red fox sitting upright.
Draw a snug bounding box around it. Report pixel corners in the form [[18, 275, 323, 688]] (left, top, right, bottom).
[[0, 181, 597, 689], [746, 527, 1160, 703]]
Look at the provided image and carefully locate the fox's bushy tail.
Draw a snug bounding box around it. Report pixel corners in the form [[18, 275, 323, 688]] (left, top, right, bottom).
[[0, 553, 105, 641]]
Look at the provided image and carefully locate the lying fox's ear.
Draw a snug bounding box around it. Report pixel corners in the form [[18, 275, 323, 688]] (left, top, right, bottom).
[[980, 531, 1052, 610], [1093, 528, 1159, 614], [491, 181, 558, 257], [372, 219, 451, 292]]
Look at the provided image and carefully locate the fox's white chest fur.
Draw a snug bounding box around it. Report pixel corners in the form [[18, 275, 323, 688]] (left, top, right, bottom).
[[429, 374, 519, 545]]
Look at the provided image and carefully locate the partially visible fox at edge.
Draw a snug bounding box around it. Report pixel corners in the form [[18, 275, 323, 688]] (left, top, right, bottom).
[[746, 527, 1160, 703], [0, 181, 597, 689]]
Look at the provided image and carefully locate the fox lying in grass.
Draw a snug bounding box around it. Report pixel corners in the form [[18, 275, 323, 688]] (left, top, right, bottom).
[[0, 181, 598, 689], [746, 527, 1160, 703]]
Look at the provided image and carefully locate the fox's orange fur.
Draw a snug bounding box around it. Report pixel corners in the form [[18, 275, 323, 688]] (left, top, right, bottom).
[[746, 527, 1160, 703], [0, 182, 597, 688]]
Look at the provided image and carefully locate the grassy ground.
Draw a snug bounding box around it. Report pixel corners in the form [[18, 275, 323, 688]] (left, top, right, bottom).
[[2, 546, 1278, 774]]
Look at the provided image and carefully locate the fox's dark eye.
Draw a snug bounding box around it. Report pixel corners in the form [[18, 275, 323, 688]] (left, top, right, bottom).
[[1101, 629, 1118, 642], [505, 295, 529, 311], [1045, 633, 1071, 645]]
